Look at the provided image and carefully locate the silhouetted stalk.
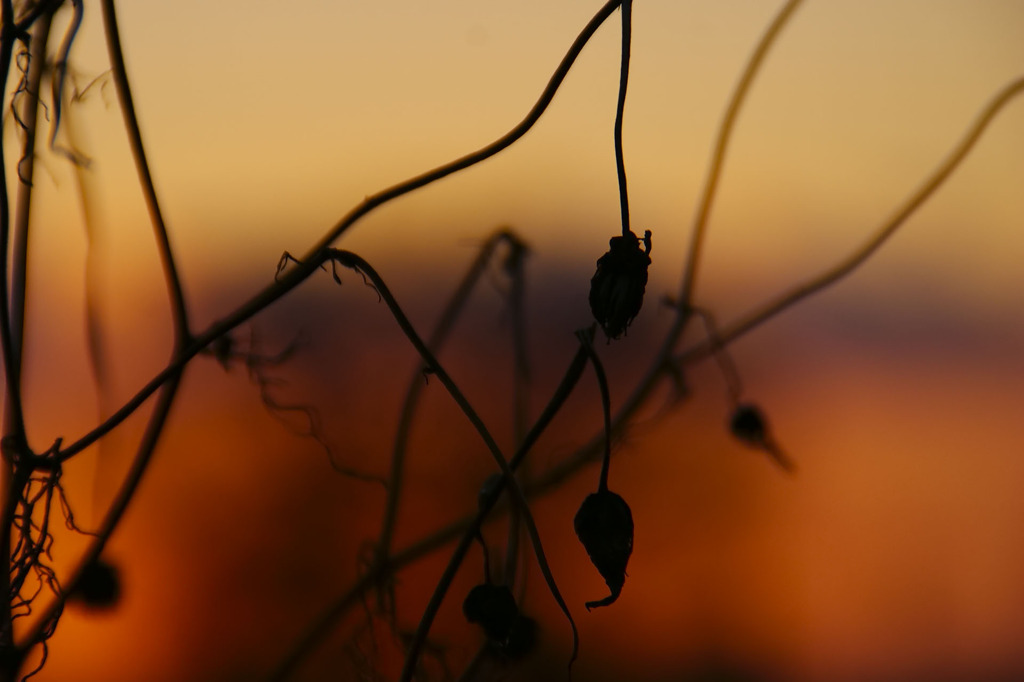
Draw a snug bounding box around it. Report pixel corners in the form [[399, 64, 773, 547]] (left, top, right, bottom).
[[13, 371, 185, 674], [317, 250, 578, 680], [522, 0, 807, 499], [614, 0, 632, 237], [377, 230, 522, 571], [1, 17, 50, 676], [0, 0, 29, 458], [677, 0, 805, 310], [675, 74, 1024, 365], [271, 343, 590, 681], [577, 329, 613, 494], [518, 0, 807, 494], [502, 235, 529, 585], [12, 1, 199, 670], [0, 0, 32, 669], [54, 0, 626, 465], [270, 59, 1024, 675], [10, 12, 51, 376], [100, 0, 190, 345]]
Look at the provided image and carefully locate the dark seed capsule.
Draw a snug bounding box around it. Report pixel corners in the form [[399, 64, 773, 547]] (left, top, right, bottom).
[[70, 557, 121, 610], [463, 583, 520, 643], [729, 403, 796, 473], [573, 490, 633, 610], [729, 403, 767, 446], [589, 229, 652, 340]]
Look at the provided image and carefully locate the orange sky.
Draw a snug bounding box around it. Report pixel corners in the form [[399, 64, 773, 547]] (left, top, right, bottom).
[[12, 1, 1024, 680]]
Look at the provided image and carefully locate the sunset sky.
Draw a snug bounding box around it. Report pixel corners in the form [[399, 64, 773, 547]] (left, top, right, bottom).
[[14, 1, 1024, 680]]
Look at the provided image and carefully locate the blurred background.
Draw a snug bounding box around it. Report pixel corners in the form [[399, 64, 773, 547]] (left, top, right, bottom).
[[13, 0, 1024, 680]]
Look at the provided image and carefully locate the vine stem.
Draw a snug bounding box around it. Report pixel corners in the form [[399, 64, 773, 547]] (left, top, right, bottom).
[[614, 0, 633, 237], [577, 329, 613, 494], [0, 0, 33, 668], [13, 1, 196, 669], [676, 74, 1024, 364], [376, 230, 522, 571], [317, 250, 579, 681], [53, 0, 626, 466], [677, 0, 804, 311], [271, 342, 590, 681], [100, 0, 190, 345]]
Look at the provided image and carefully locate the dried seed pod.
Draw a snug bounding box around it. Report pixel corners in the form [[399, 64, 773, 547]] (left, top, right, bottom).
[[729, 403, 796, 473], [463, 583, 520, 643], [729, 403, 768, 445], [589, 229, 652, 339], [69, 557, 121, 610], [573, 490, 633, 610]]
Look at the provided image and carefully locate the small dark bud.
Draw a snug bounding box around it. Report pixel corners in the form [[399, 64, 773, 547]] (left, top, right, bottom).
[[589, 229, 652, 340], [69, 557, 121, 610], [729, 403, 796, 473], [729, 403, 767, 445], [573, 490, 633, 610], [463, 584, 519, 643], [463, 583, 538, 659]]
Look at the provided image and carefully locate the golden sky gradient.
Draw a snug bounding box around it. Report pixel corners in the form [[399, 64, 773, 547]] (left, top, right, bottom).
[[12, 1, 1024, 680]]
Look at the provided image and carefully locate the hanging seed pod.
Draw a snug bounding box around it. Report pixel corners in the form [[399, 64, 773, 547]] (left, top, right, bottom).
[[573, 490, 633, 610], [69, 557, 122, 610], [729, 403, 796, 473], [463, 583, 520, 643], [730, 403, 767, 445], [589, 229, 652, 339]]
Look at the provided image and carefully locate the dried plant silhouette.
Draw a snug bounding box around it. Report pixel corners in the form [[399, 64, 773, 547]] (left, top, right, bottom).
[[0, 1, 1020, 681]]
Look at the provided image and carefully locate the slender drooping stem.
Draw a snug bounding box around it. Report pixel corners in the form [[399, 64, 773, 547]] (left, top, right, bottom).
[[377, 230, 522, 575], [54, 0, 627, 466], [318, 250, 578, 680], [676, 74, 1024, 365], [614, 0, 633, 237], [0, 0, 34, 666], [678, 0, 805, 309], [101, 0, 190, 345], [577, 329, 613, 493], [271, 342, 590, 682]]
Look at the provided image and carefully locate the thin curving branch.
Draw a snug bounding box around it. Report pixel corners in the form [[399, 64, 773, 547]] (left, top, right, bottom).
[[376, 230, 524, 569], [54, 0, 626, 466], [577, 329, 614, 494], [270, 343, 591, 681], [100, 0, 190, 345], [677, 0, 805, 310], [677, 74, 1024, 365], [318, 250, 579, 680], [13, 373, 186, 673], [614, 0, 633, 237]]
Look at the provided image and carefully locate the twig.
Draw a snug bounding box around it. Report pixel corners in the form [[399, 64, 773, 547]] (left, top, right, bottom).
[[678, 0, 805, 309], [100, 0, 190, 345], [270, 343, 590, 681], [676, 74, 1024, 365], [321, 250, 579, 680], [614, 0, 633, 237], [377, 230, 523, 566], [54, 0, 627, 466], [576, 329, 613, 494]]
